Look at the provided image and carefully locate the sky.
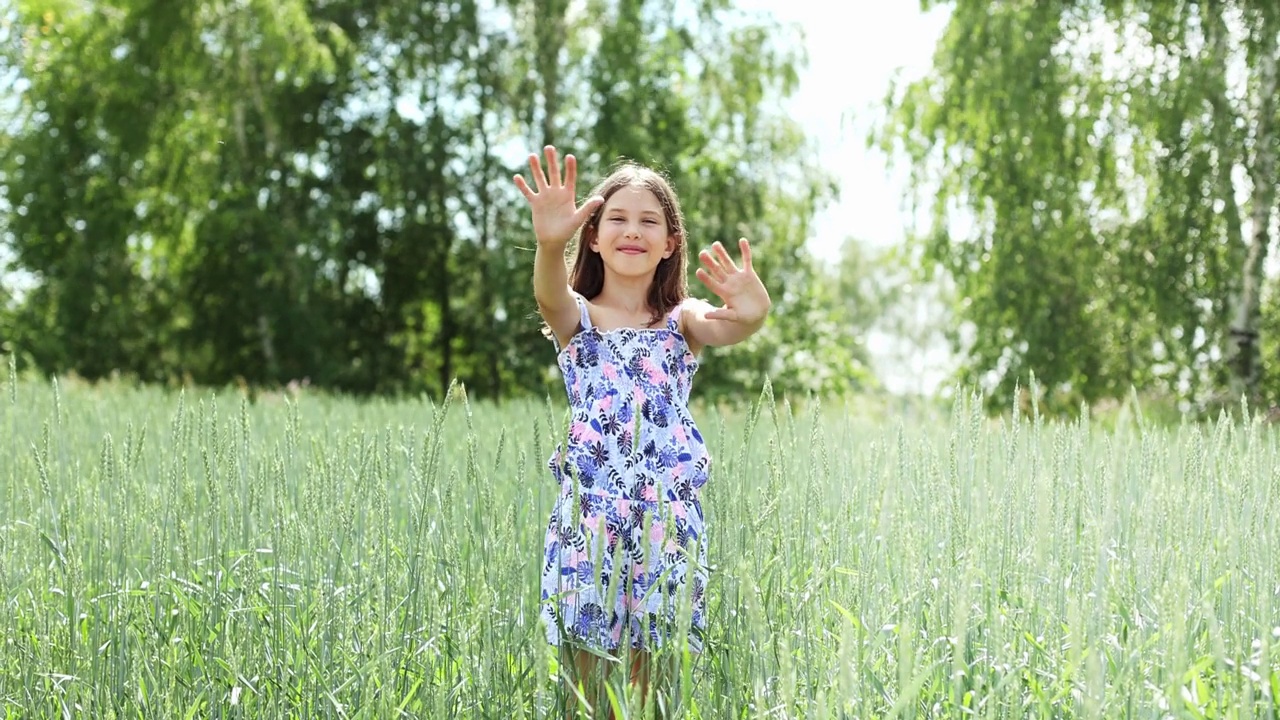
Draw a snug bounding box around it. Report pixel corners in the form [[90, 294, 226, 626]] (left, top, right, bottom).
[[733, 0, 957, 394], [734, 0, 953, 262]]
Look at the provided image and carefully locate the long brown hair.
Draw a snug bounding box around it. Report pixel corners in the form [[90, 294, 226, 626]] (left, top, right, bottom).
[[550, 161, 690, 336]]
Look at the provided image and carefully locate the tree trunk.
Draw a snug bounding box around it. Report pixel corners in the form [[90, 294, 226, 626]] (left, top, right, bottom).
[[1229, 23, 1278, 405], [258, 313, 278, 379], [535, 0, 568, 146], [477, 63, 502, 399], [439, 247, 453, 396], [428, 112, 454, 396]]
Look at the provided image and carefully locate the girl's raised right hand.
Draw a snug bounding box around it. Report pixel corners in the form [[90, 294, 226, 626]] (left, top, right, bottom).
[[514, 146, 604, 246]]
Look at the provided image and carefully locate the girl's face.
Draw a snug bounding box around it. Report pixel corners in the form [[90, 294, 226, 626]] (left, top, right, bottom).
[[590, 185, 677, 279]]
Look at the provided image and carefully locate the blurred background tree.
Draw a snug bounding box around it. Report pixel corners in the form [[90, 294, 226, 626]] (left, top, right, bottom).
[[874, 0, 1279, 415], [0, 0, 868, 403], [2, 0, 1278, 419]]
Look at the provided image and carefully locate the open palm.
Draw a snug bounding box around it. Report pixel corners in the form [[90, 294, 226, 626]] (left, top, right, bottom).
[[513, 146, 603, 245], [696, 239, 771, 324]]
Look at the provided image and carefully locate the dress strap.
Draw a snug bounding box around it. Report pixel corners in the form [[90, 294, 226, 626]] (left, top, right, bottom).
[[550, 292, 593, 354], [666, 300, 682, 331], [574, 292, 593, 331]]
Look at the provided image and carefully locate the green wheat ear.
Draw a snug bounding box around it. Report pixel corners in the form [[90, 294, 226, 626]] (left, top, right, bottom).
[[633, 393, 643, 445]]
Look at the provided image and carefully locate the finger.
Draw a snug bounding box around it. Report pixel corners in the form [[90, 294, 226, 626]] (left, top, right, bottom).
[[696, 267, 728, 296], [739, 237, 753, 270], [704, 249, 733, 282], [513, 174, 536, 201], [527, 153, 548, 191], [712, 241, 739, 272], [704, 306, 737, 322], [574, 195, 605, 225], [544, 146, 562, 187], [565, 153, 578, 191], [699, 249, 729, 283]]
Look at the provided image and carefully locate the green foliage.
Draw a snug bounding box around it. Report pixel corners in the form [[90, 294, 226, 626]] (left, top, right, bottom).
[[1, 0, 350, 387], [0, 0, 862, 402], [877, 0, 1280, 415]]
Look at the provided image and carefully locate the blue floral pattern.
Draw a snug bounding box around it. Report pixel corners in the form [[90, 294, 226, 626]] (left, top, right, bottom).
[[540, 293, 710, 653]]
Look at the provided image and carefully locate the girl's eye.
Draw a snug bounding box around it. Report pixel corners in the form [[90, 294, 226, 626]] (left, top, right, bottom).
[[643, 219, 657, 225]]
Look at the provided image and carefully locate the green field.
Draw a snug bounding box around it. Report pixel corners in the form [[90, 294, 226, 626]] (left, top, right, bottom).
[[2, 362, 1278, 718]]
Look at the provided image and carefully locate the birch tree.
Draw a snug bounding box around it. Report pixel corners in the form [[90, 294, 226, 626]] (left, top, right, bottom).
[[878, 0, 1280, 413]]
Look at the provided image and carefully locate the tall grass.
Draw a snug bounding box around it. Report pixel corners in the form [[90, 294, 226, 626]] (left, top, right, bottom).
[[1, 360, 1277, 718]]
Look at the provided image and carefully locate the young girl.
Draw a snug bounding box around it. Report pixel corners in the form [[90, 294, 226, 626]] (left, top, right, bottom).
[[514, 146, 770, 715]]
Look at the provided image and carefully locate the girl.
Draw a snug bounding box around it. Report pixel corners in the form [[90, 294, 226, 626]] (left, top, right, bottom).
[[515, 146, 770, 717]]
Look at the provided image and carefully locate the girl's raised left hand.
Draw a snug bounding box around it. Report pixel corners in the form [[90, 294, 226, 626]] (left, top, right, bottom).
[[696, 238, 771, 325]]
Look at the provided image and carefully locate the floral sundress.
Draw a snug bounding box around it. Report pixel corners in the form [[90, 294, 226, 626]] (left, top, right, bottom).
[[539, 293, 711, 654]]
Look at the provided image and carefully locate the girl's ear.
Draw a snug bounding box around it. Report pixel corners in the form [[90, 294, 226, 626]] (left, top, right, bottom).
[[663, 233, 679, 259]]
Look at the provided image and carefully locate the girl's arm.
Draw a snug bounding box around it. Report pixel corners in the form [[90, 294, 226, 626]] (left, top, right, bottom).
[[534, 241, 579, 348], [682, 297, 769, 352], [514, 146, 604, 348]]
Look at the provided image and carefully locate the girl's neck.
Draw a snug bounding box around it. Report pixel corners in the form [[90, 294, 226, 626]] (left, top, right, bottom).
[[594, 272, 655, 316]]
